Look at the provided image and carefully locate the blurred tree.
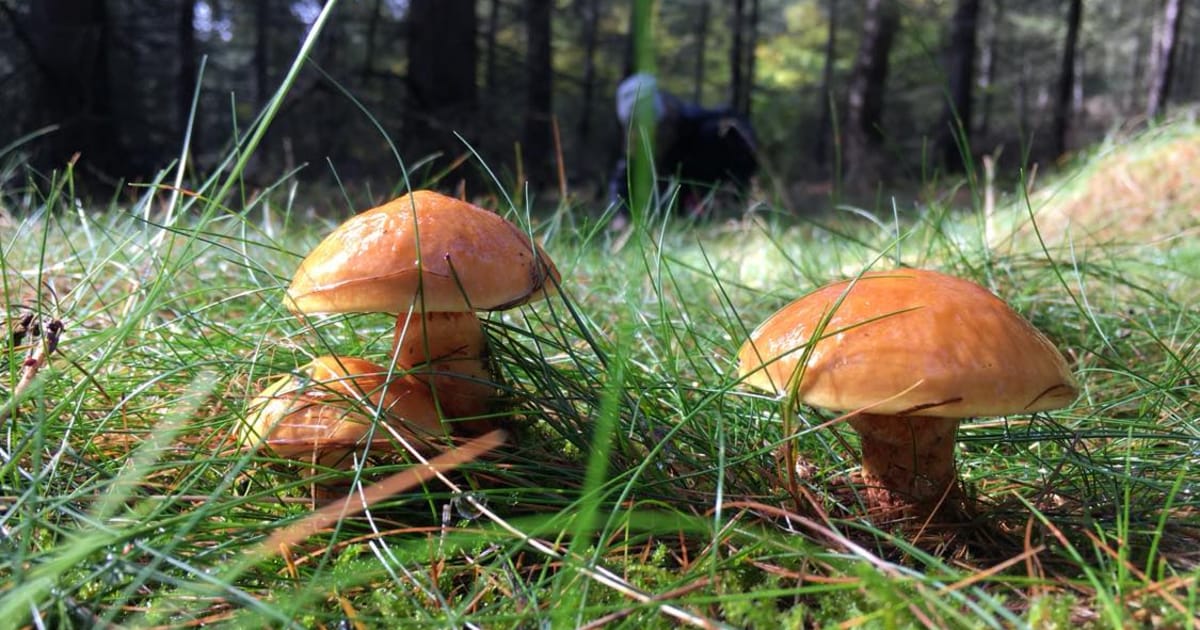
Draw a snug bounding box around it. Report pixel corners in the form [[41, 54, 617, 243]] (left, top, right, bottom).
[[179, 0, 198, 139], [523, 0, 554, 187], [813, 0, 839, 168], [576, 0, 601, 145], [1053, 0, 1083, 157], [843, 0, 899, 187], [405, 0, 478, 180], [729, 0, 760, 115], [975, 0, 1000, 139], [691, 0, 710, 103], [1146, 0, 1187, 120], [937, 0, 980, 171], [255, 0, 270, 108], [6, 0, 122, 178]]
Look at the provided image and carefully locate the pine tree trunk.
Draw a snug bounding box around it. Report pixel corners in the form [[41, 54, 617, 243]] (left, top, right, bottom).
[[844, 0, 900, 186], [814, 0, 839, 167], [523, 0, 554, 187], [692, 0, 710, 103], [1146, 0, 1187, 120], [178, 0, 197, 138], [938, 0, 980, 170], [406, 0, 478, 172], [1053, 0, 1083, 157], [730, 0, 745, 112]]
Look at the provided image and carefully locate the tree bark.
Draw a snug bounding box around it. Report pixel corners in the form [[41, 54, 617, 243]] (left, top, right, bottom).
[[577, 0, 599, 142], [523, 0, 554, 187], [976, 0, 1001, 138], [362, 0, 383, 78], [178, 0, 197, 137], [1053, 0, 1083, 157], [692, 0, 710, 103], [1146, 0, 1187, 120], [814, 0, 839, 167], [730, 0, 745, 113], [26, 0, 122, 176], [744, 0, 759, 115], [255, 0, 269, 108], [843, 0, 900, 187], [484, 0, 501, 99], [406, 0, 478, 171], [938, 0, 980, 171]]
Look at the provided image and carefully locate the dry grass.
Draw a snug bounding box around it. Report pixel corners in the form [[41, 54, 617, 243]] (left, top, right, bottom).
[[1023, 125, 1200, 247]]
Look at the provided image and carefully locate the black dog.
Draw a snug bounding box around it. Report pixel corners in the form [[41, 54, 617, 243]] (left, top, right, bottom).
[[609, 74, 757, 216]]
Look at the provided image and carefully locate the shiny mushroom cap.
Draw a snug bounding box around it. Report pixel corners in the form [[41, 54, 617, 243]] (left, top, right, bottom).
[[242, 356, 443, 463], [286, 190, 560, 315], [737, 269, 1079, 418]]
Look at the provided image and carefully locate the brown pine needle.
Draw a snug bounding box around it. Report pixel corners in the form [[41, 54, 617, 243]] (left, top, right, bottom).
[[256, 429, 506, 557]]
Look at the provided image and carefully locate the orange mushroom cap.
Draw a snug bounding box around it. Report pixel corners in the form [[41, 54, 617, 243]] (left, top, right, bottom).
[[242, 356, 443, 462], [737, 269, 1079, 418], [286, 190, 560, 314]]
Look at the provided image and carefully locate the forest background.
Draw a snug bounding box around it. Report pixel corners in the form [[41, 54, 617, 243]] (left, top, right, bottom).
[[1, 0, 1196, 208]]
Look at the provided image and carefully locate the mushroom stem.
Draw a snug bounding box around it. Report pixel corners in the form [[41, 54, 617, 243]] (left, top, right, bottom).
[[847, 414, 962, 514], [392, 312, 494, 433]]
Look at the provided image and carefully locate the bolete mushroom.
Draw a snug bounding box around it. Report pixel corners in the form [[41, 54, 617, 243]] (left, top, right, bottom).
[[242, 355, 442, 467], [737, 269, 1079, 517], [286, 190, 560, 431]]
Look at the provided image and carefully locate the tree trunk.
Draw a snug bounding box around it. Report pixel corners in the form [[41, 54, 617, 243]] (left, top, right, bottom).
[[730, 0, 745, 112], [26, 0, 121, 177], [843, 0, 900, 187], [814, 0, 839, 167], [744, 0, 760, 115], [692, 0, 710, 103], [523, 0, 554, 187], [178, 0, 197, 138], [1146, 0, 1187, 120], [406, 0, 478, 173], [1053, 0, 1083, 157], [938, 0, 980, 171], [976, 0, 1000, 138], [255, 0, 269, 108], [577, 0, 599, 142], [484, 0, 501, 98], [362, 0, 383, 78]]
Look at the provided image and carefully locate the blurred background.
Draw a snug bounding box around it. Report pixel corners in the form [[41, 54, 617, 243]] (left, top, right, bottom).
[[0, 0, 1196, 205]]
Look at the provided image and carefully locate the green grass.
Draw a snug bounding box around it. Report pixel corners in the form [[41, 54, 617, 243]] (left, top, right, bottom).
[[2, 28, 1199, 628]]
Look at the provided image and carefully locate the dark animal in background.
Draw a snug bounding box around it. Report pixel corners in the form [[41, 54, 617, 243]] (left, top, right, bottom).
[[609, 74, 758, 216]]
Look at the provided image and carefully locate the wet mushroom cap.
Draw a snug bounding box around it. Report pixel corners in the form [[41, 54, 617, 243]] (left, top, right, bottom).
[[242, 356, 443, 461], [737, 269, 1079, 417], [286, 190, 560, 314]]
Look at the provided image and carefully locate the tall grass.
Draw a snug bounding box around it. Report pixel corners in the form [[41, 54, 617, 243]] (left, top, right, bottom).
[[2, 15, 1198, 628]]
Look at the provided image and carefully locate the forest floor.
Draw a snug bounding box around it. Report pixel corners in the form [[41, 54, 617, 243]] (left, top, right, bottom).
[[1, 122, 1198, 628]]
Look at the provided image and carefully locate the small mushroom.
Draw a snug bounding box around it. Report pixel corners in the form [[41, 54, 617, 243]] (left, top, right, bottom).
[[286, 190, 560, 431], [242, 356, 442, 467], [737, 269, 1079, 518]]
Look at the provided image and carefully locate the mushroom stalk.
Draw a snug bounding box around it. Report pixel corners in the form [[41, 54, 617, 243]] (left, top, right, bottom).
[[848, 414, 961, 513], [393, 311, 494, 433]]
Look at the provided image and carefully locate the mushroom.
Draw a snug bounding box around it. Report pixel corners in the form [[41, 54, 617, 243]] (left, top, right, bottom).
[[242, 355, 443, 467], [286, 190, 560, 431], [737, 269, 1079, 517]]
